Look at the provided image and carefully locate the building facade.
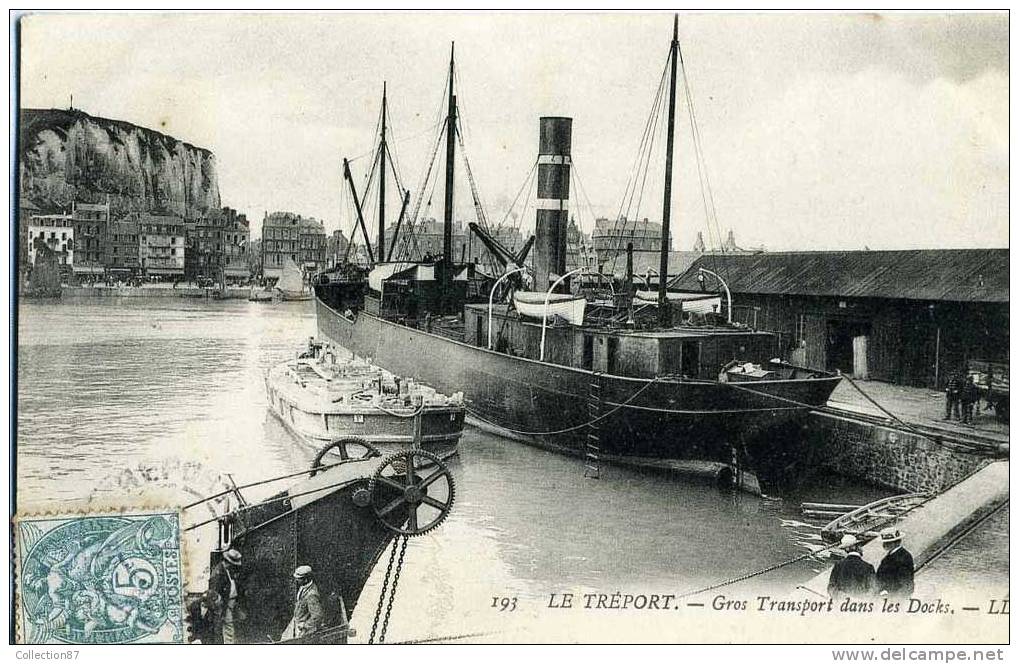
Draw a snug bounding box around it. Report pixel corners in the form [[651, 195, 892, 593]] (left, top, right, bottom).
[[672, 250, 1009, 388], [72, 201, 111, 278], [27, 213, 74, 269], [137, 212, 186, 279], [221, 207, 251, 282], [186, 207, 251, 283], [104, 218, 141, 275], [298, 218, 327, 273], [262, 212, 326, 280]]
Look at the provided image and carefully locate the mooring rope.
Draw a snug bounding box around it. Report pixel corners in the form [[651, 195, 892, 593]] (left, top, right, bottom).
[[676, 487, 945, 600], [466, 377, 662, 436]]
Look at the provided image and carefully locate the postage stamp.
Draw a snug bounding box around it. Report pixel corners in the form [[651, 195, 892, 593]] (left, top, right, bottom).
[[14, 510, 185, 645]]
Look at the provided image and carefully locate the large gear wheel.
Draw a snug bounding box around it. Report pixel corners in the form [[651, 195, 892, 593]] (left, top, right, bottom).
[[310, 436, 381, 476], [368, 449, 455, 536]]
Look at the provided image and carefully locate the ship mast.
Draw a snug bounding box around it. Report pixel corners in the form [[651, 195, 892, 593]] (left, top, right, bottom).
[[378, 82, 387, 262], [658, 15, 679, 327], [441, 43, 457, 307]]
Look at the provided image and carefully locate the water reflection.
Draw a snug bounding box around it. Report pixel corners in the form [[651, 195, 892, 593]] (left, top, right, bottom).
[[18, 297, 901, 624]]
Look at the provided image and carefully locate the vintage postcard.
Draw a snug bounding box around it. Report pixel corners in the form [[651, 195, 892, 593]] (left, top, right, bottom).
[[9, 9, 1009, 652]]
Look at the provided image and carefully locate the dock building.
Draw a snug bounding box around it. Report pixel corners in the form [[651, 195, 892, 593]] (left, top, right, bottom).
[[671, 249, 1009, 388]]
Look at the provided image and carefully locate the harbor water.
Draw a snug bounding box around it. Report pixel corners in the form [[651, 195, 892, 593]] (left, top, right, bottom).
[[16, 298, 1004, 642]]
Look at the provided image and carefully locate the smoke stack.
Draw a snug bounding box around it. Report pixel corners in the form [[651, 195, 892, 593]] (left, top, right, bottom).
[[534, 117, 572, 292]]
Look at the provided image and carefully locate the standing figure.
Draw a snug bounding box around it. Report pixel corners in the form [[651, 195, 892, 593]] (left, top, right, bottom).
[[960, 376, 979, 424], [207, 548, 244, 644], [944, 373, 963, 421], [291, 565, 325, 639], [876, 528, 914, 598], [827, 534, 876, 600]]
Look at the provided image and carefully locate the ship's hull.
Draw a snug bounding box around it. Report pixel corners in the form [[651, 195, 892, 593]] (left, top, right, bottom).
[[265, 377, 464, 458], [315, 297, 841, 490]]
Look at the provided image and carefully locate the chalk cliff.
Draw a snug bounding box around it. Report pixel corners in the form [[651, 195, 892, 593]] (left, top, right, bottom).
[[19, 108, 221, 218]]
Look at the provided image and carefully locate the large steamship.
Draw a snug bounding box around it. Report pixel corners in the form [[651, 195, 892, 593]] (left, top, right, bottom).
[[315, 18, 842, 490]]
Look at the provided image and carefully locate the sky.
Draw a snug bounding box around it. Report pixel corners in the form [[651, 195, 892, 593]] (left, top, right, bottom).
[[19, 11, 1009, 250]]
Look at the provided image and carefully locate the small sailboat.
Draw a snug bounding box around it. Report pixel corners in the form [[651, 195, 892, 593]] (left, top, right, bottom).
[[275, 257, 312, 301]]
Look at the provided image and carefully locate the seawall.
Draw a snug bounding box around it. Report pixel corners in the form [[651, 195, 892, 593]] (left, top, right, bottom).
[[803, 410, 1000, 494], [61, 286, 251, 300]]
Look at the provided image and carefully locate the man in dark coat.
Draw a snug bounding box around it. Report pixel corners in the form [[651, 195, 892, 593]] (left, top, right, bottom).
[[944, 373, 963, 420], [207, 548, 244, 644], [960, 377, 979, 424], [827, 534, 876, 600], [291, 565, 326, 639], [876, 528, 914, 598]]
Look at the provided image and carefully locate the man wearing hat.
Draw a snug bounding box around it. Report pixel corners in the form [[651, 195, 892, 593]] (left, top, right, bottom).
[[876, 528, 914, 597], [291, 565, 325, 639], [827, 534, 876, 600], [207, 548, 244, 644]]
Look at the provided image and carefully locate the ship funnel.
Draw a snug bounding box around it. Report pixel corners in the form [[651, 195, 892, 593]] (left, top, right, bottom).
[[534, 116, 572, 292]]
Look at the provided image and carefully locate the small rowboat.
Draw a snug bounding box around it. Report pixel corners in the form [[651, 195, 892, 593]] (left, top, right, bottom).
[[513, 291, 586, 325], [819, 493, 928, 543]]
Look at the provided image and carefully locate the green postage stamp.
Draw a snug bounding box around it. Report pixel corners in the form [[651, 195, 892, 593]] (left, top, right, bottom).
[[14, 510, 185, 645]]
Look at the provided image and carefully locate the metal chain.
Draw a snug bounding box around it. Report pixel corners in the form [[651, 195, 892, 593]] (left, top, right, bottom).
[[378, 536, 409, 644], [368, 538, 400, 644]]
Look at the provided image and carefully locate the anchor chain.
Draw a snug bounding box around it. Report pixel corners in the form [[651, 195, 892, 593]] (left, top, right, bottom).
[[378, 536, 409, 643], [368, 535, 409, 644], [368, 537, 400, 644]]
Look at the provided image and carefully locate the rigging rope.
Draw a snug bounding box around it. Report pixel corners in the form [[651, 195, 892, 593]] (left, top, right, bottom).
[[610, 55, 669, 266]]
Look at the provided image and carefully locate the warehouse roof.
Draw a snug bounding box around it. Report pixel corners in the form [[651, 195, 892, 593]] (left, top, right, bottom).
[[670, 249, 1009, 303]]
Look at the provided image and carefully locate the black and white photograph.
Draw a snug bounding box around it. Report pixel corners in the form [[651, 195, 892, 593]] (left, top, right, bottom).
[[7, 9, 1010, 653]]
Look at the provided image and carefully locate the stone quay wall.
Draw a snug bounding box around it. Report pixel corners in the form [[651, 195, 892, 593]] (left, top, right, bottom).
[[803, 411, 992, 494]]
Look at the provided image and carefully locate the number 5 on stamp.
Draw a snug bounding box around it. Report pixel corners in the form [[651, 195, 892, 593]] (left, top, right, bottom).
[[14, 509, 185, 644]]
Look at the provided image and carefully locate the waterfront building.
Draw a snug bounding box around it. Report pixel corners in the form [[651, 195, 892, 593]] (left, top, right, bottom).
[[71, 200, 111, 279], [26, 212, 74, 269], [186, 206, 251, 283], [137, 212, 185, 279], [262, 211, 326, 280], [670, 249, 1009, 388], [104, 217, 141, 276], [298, 218, 327, 273], [221, 207, 251, 283]]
